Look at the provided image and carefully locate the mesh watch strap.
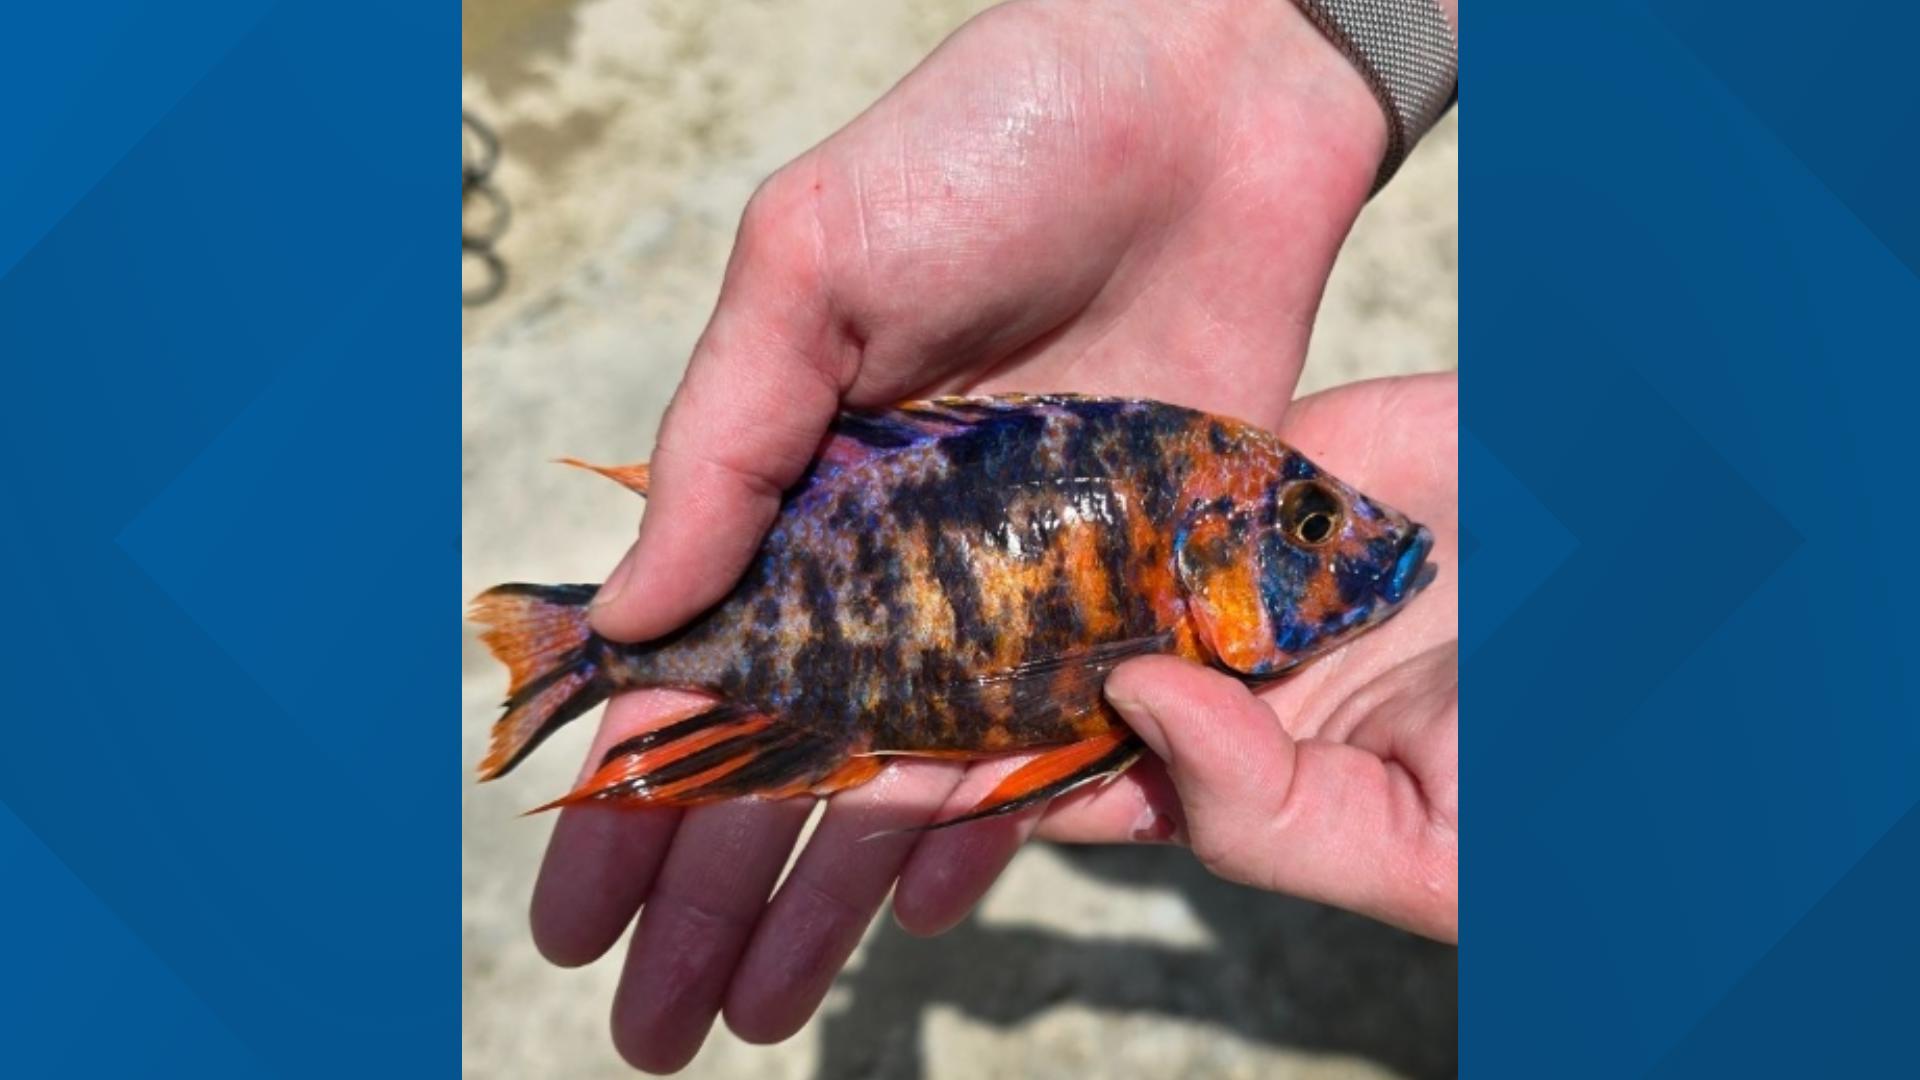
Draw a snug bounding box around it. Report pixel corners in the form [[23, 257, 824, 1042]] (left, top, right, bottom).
[[1292, 0, 1458, 192]]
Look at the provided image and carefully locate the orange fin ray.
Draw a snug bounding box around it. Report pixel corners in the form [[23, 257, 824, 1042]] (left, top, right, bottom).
[[556, 457, 650, 497], [797, 755, 887, 797], [885, 732, 1144, 836], [528, 705, 853, 813], [717, 754, 890, 804]]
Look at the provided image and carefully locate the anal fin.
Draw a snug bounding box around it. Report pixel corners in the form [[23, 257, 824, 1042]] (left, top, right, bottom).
[[793, 755, 887, 798], [529, 705, 852, 812], [911, 731, 1144, 833]]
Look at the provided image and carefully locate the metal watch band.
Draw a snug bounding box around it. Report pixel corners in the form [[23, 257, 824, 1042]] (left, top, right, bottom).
[[1291, 0, 1458, 192]]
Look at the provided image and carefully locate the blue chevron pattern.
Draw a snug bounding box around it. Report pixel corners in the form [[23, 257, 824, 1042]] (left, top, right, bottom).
[[1466, 2, 1920, 1076], [0, 3, 453, 1075], [1460, 430, 1575, 657]]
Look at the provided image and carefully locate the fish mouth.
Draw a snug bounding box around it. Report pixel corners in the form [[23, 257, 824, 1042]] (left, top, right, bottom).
[[1381, 525, 1437, 605]]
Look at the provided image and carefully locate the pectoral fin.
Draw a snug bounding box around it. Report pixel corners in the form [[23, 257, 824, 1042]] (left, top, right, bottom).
[[905, 731, 1144, 833], [927, 632, 1173, 734]]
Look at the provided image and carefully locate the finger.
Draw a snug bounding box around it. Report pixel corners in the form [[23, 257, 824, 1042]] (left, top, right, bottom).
[[1106, 656, 1454, 940], [589, 171, 857, 643], [527, 689, 707, 967], [1031, 755, 1187, 845], [609, 798, 813, 1073], [1248, 739, 1455, 941], [1104, 657, 1298, 830], [529, 805, 678, 968], [889, 757, 1047, 937], [888, 753, 1187, 937], [722, 758, 966, 1044]]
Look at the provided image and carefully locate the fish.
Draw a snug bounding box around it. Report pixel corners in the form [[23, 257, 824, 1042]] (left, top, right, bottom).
[[470, 394, 1437, 829]]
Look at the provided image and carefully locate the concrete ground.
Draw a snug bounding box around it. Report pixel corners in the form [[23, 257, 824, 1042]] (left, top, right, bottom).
[[462, 2, 1457, 1076]]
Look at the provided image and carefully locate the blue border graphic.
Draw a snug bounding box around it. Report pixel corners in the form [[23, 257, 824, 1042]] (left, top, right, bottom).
[[1465, 2, 1920, 1075], [1, 3, 455, 1075]]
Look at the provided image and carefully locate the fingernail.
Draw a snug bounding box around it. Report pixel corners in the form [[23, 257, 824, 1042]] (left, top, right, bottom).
[[591, 545, 638, 610], [1104, 681, 1166, 758], [1130, 807, 1179, 844]]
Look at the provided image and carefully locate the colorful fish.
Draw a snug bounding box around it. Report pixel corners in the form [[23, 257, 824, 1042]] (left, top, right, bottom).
[[472, 394, 1436, 828]]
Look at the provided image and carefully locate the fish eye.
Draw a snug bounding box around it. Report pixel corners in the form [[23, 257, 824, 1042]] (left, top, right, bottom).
[[1281, 482, 1343, 547]]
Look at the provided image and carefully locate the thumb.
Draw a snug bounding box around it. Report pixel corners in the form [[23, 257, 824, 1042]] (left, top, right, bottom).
[[588, 173, 854, 642], [1106, 655, 1456, 940], [1103, 656, 1299, 839]]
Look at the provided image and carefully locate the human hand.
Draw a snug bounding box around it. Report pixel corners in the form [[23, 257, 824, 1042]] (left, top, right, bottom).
[[529, 0, 1443, 1071], [586, 0, 1389, 642]]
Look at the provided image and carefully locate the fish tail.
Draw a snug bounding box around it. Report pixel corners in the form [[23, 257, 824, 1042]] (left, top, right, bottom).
[[470, 583, 616, 780], [530, 705, 862, 812]]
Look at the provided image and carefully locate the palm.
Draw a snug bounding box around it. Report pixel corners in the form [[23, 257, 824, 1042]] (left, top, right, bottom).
[[737, 0, 1383, 424], [526, 1, 1441, 1070]]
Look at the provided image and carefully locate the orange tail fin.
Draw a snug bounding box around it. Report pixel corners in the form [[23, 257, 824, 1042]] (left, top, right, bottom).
[[556, 457, 650, 497], [530, 705, 857, 812], [469, 584, 614, 779]]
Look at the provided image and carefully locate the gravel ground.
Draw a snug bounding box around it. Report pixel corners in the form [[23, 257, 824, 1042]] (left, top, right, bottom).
[[462, 2, 1457, 1076]]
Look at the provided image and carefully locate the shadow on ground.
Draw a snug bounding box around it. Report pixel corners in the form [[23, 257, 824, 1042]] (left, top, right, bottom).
[[817, 845, 1458, 1079]]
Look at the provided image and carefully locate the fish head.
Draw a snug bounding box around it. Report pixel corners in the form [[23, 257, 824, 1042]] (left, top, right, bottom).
[[1175, 449, 1436, 678]]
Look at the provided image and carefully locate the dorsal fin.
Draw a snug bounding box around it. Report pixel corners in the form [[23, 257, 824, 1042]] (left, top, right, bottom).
[[809, 398, 1008, 484], [556, 457, 651, 496]]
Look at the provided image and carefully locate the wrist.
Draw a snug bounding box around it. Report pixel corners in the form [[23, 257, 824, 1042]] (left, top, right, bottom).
[[1282, 0, 1459, 192], [1185, 0, 1397, 214], [1215, 0, 1461, 209]]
